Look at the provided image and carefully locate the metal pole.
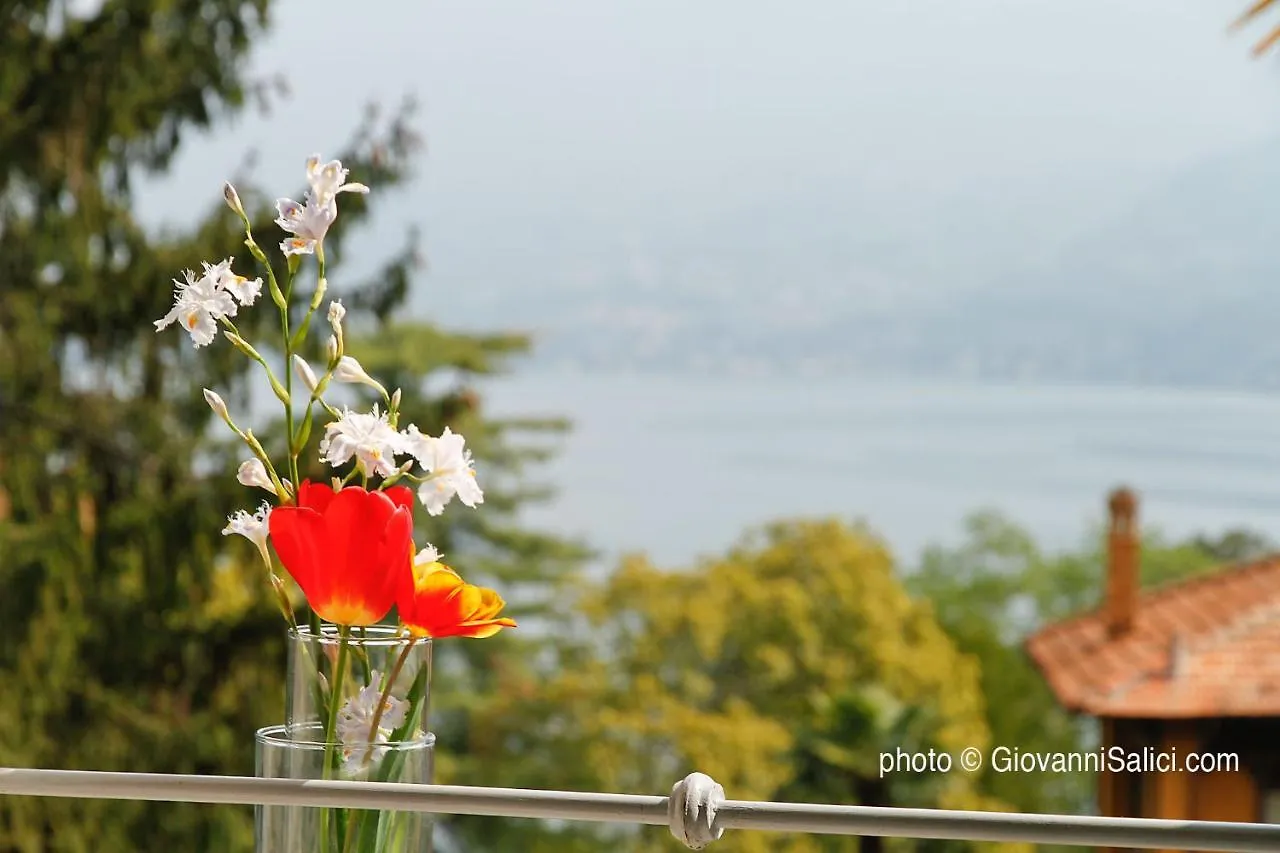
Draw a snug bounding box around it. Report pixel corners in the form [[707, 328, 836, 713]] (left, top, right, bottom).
[[2, 768, 1280, 852], [718, 800, 1280, 852], [0, 769, 669, 826]]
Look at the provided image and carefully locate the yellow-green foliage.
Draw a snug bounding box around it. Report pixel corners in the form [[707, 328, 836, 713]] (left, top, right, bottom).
[[471, 519, 1031, 853]]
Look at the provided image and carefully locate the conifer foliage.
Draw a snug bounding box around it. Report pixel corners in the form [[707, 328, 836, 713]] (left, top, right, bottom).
[[0, 4, 582, 850]]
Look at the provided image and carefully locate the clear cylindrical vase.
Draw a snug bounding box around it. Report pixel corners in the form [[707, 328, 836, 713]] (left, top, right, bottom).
[[287, 625, 432, 738], [255, 723, 435, 853]]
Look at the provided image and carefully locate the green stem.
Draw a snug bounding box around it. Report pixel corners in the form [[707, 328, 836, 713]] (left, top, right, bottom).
[[353, 639, 428, 853], [319, 626, 351, 853], [280, 266, 301, 492], [378, 466, 412, 489], [322, 628, 350, 754], [240, 229, 300, 503], [363, 637, 417, 767], [285, 248, 328, 490], [297, 362, 339, 469]]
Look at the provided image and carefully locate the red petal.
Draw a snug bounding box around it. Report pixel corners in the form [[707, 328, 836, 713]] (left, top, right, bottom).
[[297, 480, 337, 513], [384, 485, 415, 514], [399, 564, 456, 635], [376, 506, 415, 619], [268, 507, 328, 607], [320, 487, 400, 625], [397, 553, 418, 616]]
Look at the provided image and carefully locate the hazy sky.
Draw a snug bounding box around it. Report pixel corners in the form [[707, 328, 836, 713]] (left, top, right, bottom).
[[135, 0, 1280, 320], [120, 1, 1280, 556]]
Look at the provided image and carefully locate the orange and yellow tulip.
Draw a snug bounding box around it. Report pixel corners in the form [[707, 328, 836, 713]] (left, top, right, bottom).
[[398, 555, 516, 639]]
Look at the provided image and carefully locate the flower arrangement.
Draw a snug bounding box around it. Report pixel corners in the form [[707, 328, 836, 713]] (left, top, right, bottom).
[[155, 154, 514, 852]]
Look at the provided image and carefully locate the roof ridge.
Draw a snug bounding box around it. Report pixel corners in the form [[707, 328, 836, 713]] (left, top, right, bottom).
[[1139, 552, 1280, 602], [1027, 553, 1280, 717], [1030, 552, 1280, 643]]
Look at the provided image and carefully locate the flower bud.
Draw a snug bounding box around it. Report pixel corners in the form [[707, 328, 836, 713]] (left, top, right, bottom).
[[328, 300, 346, 330], [223, 181, 247, 220], [333, 355, 369, 383], [244, 429, 268, 459], [269, 572, 297, 629], [326, 334, 341, 365], [380, 458, 416, 488], [333, 356, 388, 396], [310, 277, 328, 311], [292, 354, 319, 393], [236, 458, 278, 496], [390, 388, 402, 411], [203, 388, 230, 421], [327, 300, 346, 354], [223, 330, 264, 361]]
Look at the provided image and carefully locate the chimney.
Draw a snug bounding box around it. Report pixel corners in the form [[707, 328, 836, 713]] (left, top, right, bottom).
[[1105, 487, 1139, 639]]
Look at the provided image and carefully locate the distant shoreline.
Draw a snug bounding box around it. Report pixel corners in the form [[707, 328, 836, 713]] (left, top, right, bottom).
[[479, 370, 1280, 570]]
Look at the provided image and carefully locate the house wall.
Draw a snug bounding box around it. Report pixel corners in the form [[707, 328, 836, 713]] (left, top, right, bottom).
[[1099, 716, 1275, 853]]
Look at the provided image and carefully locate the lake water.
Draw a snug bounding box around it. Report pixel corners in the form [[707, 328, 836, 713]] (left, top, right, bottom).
[[479, 371, 1280, 569]]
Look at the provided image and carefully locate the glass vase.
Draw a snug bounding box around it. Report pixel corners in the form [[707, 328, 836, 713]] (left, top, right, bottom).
[[255, 723, 435, 853], [287, 624, 432, 739]]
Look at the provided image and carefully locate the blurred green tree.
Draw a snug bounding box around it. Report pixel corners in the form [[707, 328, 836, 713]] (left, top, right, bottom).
[[0, 3, 583, 851], [908, 509, 1268, 844], [466, 519, 1032, 853]]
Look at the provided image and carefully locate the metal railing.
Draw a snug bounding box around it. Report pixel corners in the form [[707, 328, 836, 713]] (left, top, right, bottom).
[[2, 767, 1279, 851]]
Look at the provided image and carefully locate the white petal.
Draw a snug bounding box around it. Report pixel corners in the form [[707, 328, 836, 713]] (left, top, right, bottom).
[[154, 305, 181, 331], [400, 424, 433, 469], [225, 276, 262, 307], [414, 543, 442, 566], [453, 473, 484, 508], [321, 433, 358, 467], [328, 300, 346, 329], [222, 503, 271, 547], [275, 198, 304, 232], [185, 311, 219, 347], [417, 480, 450, 516], [292, 355, 319, 393], [281, 237, 316, 256]]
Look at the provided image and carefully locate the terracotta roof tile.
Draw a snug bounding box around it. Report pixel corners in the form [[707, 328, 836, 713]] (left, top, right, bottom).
[[1025, 555, 1280, 718]]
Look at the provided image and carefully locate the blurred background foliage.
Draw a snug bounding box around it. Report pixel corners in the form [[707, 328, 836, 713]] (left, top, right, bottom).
[[0, 2, 1274, 852], [0, 1, 585, 850]]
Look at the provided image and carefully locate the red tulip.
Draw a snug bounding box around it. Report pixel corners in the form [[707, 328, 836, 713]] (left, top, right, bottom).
[[398, 555, 517, 639], [269, 481, 414, 626]]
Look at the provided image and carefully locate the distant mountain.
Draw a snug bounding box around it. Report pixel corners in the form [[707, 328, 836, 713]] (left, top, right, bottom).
[[424, 137, 1280, 389], [892, 136, 1280, 389]]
